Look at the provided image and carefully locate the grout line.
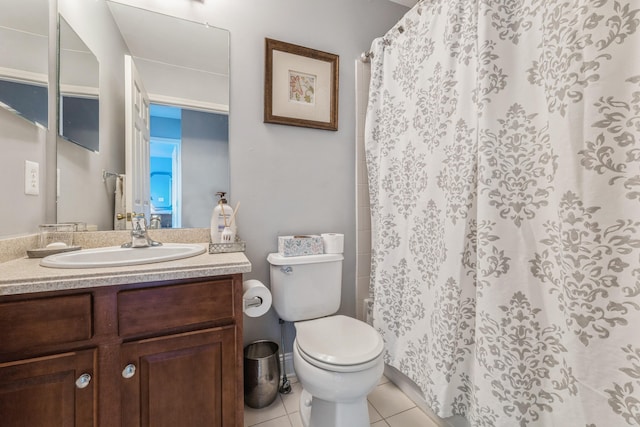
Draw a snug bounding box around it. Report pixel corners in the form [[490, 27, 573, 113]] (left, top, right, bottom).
[[247, 376, 425, 427]]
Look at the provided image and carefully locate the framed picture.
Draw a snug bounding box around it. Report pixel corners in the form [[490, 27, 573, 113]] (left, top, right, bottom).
[[264, 38, 339, 131]]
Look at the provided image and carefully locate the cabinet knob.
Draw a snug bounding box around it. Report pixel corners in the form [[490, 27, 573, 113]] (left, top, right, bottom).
[[75, 373, 92, 389], [122, 363, 137, 379]]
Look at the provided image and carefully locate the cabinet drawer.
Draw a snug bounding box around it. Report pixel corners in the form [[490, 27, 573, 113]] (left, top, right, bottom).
[[118, 279, 234, 338], [0, 294, 93, 355]]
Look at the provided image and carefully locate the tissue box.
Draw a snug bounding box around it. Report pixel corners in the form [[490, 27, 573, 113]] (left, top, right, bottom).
[[278, 235, 323, 257]]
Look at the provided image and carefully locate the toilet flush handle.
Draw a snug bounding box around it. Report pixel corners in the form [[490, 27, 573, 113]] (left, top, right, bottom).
[[280, 266, 293, 274]]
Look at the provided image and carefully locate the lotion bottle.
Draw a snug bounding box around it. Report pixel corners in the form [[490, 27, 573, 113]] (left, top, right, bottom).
[[210, 192, 235, 243]]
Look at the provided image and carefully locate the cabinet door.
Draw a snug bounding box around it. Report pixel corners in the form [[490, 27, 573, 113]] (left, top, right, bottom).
[[120, 326, 237, 427], [0, 349, 96, 427]]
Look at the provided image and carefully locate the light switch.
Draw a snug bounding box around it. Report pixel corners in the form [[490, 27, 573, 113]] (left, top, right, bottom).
[[25, 160, 39, 196]]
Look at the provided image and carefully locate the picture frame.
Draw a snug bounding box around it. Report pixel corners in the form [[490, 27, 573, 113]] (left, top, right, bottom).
[[264, 38, 339, 131]]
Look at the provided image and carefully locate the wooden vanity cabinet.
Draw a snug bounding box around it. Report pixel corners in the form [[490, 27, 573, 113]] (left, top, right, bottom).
[[0, 274, 244, 427]]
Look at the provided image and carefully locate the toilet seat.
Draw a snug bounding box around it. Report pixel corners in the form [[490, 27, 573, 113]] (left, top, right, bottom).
[[295, 315, 384, 372]]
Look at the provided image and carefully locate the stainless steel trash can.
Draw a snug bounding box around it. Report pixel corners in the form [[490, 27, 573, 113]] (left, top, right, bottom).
[[244, 340, 281, 409]]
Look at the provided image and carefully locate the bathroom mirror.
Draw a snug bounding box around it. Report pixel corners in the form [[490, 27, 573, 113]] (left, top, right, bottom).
[[58, 16, 100, 152], [107, 1, 229, 229], [55, 1, 230, 230], [0, 0, 49, 127]]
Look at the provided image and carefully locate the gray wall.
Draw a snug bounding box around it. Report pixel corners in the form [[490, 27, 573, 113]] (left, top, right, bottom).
[[0, 107, 49, 237], [0, 0, 407, 347], [215, 0, 407, 346]]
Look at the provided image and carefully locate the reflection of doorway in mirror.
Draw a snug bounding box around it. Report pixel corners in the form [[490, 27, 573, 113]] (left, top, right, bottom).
[[150, 104, 182, 228]]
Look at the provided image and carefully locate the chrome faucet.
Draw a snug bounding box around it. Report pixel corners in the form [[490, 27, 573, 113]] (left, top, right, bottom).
[[122, 213, 162, 248]]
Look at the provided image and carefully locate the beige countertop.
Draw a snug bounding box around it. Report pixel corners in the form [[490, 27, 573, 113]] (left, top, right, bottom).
[[0, 243, 252, 296]]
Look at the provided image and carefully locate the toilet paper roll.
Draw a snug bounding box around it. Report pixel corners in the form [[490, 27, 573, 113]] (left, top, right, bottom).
[[321, 233, 344, 254], [242, 279, 272, 317]]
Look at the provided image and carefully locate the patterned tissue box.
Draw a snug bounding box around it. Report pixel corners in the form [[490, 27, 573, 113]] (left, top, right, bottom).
[[278, 235, 324, 257]]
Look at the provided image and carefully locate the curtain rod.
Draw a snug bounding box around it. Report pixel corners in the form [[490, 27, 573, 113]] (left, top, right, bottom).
[[360, 23, 408, 62], [360, 51, 373, 62]]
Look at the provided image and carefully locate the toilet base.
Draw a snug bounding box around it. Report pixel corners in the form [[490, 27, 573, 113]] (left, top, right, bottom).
[[299, 388, 370, 427]]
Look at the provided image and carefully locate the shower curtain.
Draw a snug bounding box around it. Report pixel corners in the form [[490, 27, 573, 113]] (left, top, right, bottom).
[[365, 1, 640, 426]]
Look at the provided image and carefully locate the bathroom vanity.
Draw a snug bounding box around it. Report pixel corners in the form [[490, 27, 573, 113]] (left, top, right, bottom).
[[0, 246, 250, 427]]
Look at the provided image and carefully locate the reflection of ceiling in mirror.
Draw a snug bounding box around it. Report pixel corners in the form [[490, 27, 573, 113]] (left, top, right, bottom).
[[106, 1, 229, 111], [107, 2, 228, 77], [59, 18, 99, 91]]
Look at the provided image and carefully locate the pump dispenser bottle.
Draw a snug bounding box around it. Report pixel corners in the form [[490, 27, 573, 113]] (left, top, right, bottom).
[[210, 192, 235, 243]]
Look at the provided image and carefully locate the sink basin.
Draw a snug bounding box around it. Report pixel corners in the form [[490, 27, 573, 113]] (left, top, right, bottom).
[[40, 243, 206, 268]]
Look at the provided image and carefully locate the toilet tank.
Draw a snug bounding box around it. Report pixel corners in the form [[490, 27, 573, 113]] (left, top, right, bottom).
[[267, 253, 343, 322]]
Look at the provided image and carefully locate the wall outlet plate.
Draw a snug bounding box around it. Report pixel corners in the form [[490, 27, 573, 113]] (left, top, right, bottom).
[[25, 160, 39, 196]]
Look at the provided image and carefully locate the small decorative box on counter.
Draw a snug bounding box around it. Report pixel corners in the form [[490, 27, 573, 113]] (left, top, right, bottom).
[[209, 241, 246, 254], [278, 235, 323, 257]]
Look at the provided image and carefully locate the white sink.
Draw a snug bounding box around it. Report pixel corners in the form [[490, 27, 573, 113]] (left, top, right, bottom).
[[40, 243, 206, 268]]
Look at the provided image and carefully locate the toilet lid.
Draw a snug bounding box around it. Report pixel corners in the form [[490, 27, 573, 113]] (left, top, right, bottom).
[[295, 315, 384, 366]]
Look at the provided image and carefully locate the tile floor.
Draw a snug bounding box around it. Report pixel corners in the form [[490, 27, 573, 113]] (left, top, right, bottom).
[[244, 376, 441, 427]]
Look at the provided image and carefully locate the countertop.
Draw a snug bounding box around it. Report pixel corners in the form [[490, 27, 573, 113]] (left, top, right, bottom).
[[0, 243, 252, 296]]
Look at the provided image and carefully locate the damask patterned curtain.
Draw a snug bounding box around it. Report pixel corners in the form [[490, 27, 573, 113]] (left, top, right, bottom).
[[365, 1, 640, 425]]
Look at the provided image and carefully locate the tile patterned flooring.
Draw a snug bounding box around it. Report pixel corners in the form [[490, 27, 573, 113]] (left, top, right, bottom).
[[244, 376, 440, 427]]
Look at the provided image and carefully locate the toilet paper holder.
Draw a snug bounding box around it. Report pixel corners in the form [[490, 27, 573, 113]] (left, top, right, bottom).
[[244, 296, 263, 310]]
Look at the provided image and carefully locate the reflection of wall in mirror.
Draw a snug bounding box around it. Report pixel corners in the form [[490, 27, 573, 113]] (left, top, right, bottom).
[[182, 110, 229, 229], [58, 17, 100, 153], [56, 0, 130, 232], [149, 106, 229, 229], [0, 0, 49, 127]]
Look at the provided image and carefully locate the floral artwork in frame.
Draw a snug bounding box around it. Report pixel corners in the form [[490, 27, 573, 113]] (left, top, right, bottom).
[[264, 38, 339, 131]]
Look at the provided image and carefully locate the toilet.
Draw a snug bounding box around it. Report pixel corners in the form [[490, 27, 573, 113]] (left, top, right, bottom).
[[267, 253, 384, 427]]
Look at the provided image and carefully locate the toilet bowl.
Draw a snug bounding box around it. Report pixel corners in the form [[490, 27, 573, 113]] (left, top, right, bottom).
[[293, 315, 384, 427]]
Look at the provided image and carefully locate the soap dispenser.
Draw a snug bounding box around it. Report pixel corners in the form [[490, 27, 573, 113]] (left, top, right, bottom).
[[210, 192, 235, 243]]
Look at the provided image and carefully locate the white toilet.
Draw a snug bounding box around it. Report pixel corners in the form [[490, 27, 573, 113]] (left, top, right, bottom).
[[267, 253, 384, 427]]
